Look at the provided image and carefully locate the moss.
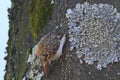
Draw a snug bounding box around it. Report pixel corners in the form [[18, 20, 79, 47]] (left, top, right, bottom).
[[27, 48, 32, 54], [5, 0, 54, 79], [29, 0, 54, 39], [15, 53, 27, 80], [4, 55, 14, 80]]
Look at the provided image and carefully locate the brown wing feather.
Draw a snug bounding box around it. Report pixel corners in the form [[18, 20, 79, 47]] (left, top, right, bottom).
[[35, 31, 65, 60], [46, 31, 64, 55], [35, 30, 65, 77]]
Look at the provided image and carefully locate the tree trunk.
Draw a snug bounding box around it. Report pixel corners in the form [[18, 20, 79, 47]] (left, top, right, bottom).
[[5, 0, 120, 80]]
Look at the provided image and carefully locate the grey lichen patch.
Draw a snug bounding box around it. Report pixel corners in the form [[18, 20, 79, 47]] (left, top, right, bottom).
[[66, 2, 120, 70], [25, 45, 44, 80]]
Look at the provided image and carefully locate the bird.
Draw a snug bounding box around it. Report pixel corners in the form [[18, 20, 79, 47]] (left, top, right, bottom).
[[34, 30, 66, 77]]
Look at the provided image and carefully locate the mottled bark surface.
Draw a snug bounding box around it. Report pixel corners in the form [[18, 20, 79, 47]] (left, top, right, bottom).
[[5, 0, 120, 80], [42, 0, 120, 80]]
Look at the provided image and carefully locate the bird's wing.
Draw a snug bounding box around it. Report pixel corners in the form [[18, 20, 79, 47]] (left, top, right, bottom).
[[46, 32, 64, 55], [36, 31, 65, 60]]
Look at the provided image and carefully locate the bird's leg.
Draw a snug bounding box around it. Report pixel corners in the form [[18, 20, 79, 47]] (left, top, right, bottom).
[[44, 60, 49, 77]]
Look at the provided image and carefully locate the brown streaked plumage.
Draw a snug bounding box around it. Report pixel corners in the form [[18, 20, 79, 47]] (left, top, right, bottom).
[[35, 30, 66, 77]]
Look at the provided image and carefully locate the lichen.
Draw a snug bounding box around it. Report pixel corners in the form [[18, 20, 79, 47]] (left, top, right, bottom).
[[66, 2, 120, 70], [24, 45, 44, 80]]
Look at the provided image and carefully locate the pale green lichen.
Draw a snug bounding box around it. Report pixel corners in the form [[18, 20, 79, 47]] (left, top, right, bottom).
[[24, 45, 44, 80], [67, 2, 120, 70]]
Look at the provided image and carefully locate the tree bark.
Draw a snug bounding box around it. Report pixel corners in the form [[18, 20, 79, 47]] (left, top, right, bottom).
[[5, 0, 120, 80]]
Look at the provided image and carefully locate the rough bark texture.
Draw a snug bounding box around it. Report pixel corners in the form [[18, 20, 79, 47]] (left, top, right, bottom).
[[5, 0, 120, 80]]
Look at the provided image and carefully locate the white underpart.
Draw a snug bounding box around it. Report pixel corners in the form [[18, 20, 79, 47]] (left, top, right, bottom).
[[55, 34, 66, 60]]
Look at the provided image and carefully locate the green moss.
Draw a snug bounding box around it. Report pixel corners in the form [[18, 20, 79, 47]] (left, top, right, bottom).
[[15, 53, 27, 80], [15, 48, 33, 80], [5, 0, 54, 79], [27, 48, 32, 54], [4, 55, 13, 80], [29, 0, 54, 39]]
